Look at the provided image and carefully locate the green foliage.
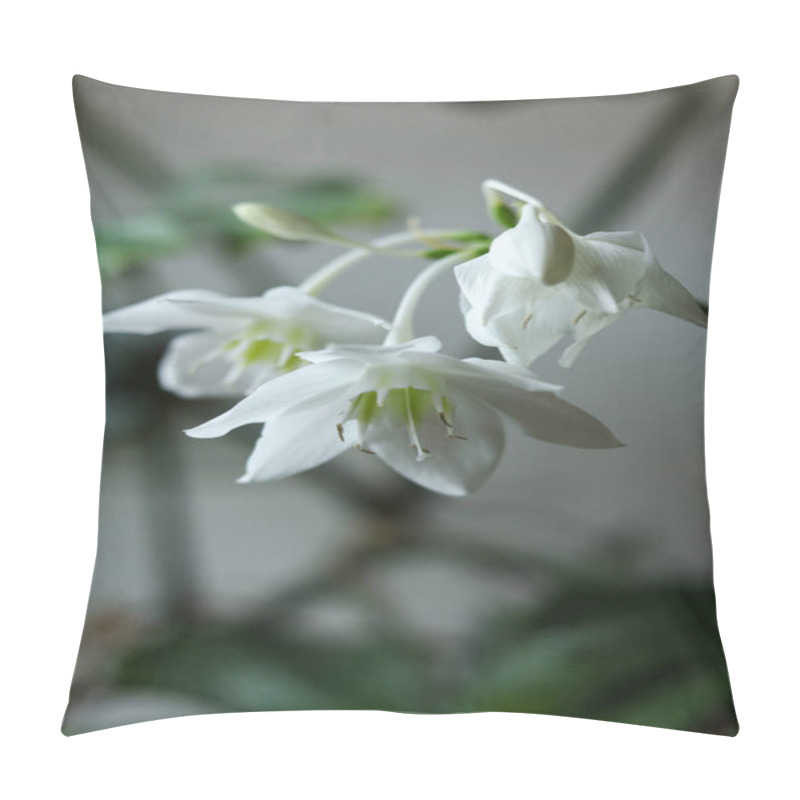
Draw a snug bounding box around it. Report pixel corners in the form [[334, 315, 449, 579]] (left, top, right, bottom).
[[113, 627, 334, 711], [458, 585, 738, 734], [94, 167, 399, 278], [112, 624, 429, 713], [94, 216, 188, 278], [107, 584, 737, 734]]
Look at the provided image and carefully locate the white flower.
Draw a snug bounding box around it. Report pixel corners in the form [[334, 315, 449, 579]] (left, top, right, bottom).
[[455, 203, 708, 368], [185, 337, 621, 497], [103, 286, 389, 398]]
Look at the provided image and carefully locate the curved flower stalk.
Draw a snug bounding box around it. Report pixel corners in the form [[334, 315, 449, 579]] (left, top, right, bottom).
[[103, 286, 390, 398], [185, 336, 622, 496], [455, 181, 709, 368]]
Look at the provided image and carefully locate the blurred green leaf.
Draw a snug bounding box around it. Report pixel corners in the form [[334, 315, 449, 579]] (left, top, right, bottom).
[[95, 215, 188, 278], [606, 669, 736, 732], [109, 586, 736, 734], [113, 627, 332, 711], [457, 586, 737, 734], [275, 176, 397, 226], [95, 166, 399, 277], [112, 624, 429, 713]]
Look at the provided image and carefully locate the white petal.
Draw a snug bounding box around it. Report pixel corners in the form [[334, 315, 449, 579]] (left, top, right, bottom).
[[449, 376, 622, 449], [172, 286, 390, 342], [405, 351, 562, 393], [458, 358, 563, 393], [454, 256, 529, 325], [185, 359, 364, 439], [300, 337, 442, 365], [474, 297, 574, 367], [460, 301, 507, 350], [158, 332, 268, 398], [558, 311, 621, 368], [489, 205, 575, 284], [563, 231, 650, 313], [269, 288, 391, 342], [103, 290, 226, 334], [163, 296, 272, 321], [634, 259, 708, 328], [239, 402, 349, 483], [363, 394, 505, 496]]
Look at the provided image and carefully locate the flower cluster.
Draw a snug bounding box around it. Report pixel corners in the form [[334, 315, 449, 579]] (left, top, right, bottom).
[[104, 180, 706, 496], [103, 286, 388, 397], [456, 183, 707, 368]]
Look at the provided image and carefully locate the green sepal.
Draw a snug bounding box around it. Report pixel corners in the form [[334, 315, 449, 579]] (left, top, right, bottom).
[[421, 247, 460, 260], [491, 202, 519, 229], [445, 231, 491, 243]]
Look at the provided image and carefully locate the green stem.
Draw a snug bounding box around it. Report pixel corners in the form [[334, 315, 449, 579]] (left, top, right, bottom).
[[482, 178, 568, 229], [482, 178, 545, 211], [299, 229, 469, 296], [383, 251, 476, 345]]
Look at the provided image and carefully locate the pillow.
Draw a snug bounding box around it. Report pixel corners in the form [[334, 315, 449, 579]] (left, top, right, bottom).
[[64, 74, 739, 735]]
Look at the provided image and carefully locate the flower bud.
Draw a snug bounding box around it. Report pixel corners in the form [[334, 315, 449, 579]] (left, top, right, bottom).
[[233, 203, 339, 243]]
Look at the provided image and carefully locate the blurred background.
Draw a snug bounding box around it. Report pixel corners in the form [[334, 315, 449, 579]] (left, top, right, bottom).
[[64, 75, 738, 735]]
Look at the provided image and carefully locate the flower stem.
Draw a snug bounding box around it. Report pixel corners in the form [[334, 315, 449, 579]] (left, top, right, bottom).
[[299, 229, 471, 296], [482, 179, 569, 229], [383, 251, 475, 345], [482, 178, 546, 210]]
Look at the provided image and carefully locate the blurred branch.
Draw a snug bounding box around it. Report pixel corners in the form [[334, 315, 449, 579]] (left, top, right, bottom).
[[75, 90, 173, 190], [140, 419, 199, 624], [572, 83, 717, 232]]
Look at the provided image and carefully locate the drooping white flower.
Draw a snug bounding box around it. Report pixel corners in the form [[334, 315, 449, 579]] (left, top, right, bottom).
[[103, 286, 389, 398], [185, 337, 622, 497], [455, 201, 708, 368]]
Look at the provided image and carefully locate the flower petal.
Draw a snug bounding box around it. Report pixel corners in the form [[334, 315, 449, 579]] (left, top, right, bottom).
[[158, 332, 267, 398], [269, 288, 391, 342], [448, 374, 622, 449], [239, 402, 349, 483], [300, 336, 442, 365], [172, 286, 390, 342], [485, 295, 576, 366], [634, 260, 708, 328], [489, 205, 575, 284], [558, 311, 621, 368], [553, 230, 650, 315], [405, 351, 562, 393], [103, 290, 226, 334], [185, 359, 364, 439], [454, 256, 529, 325], [363, 393, 505, 496], [457, 358, 563, 392]]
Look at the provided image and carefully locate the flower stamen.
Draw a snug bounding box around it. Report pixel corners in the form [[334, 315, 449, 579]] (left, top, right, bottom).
[[434, 395, 467, 440], [404, 387, 430, 460]]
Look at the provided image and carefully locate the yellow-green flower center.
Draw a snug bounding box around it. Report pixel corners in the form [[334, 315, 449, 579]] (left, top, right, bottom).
[[223, 321, 315, 375], [338, 388, 460, 460]]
